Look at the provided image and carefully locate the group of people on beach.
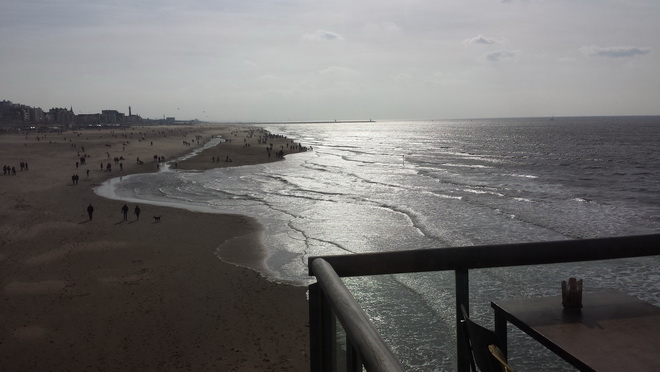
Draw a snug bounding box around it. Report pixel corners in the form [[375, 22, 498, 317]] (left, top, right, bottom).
[[121, 203, 141, 221], [211, 155, 233, 163], [3, 162, 29, 175], [4, 165, 17, 175], [86, 203, 142, 221]]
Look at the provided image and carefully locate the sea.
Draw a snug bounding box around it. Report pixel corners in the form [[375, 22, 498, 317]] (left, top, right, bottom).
[[96, 116, 660, 371]]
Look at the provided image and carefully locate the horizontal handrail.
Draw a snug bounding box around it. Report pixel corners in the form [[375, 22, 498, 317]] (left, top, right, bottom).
[[310, 258, 405, 372], [309, 234, 660, 277]]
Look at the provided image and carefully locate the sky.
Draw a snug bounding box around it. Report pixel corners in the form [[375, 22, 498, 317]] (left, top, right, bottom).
[[1, 0, 659, 122]]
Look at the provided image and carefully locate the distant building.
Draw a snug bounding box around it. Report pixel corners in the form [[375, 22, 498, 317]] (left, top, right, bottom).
[[126, 115, 142, 123], [0, 100, 48, 128], [47, 107, 75, 128], [29, 107, 44, 123], [101, 110, 125, 124], [0, 100, 25, 124], [76, 113, 103, 125], [1, 99, 147, 129]]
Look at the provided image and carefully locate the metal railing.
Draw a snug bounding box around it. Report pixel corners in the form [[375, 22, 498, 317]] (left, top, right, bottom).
[[308, 233, 660, 372]]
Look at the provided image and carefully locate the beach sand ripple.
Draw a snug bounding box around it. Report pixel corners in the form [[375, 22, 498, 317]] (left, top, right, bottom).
[[4, 280, 67, 295]]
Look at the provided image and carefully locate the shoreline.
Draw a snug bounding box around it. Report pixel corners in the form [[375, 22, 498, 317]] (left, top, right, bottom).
[[93, 125, 313, 284], [0, 124, 310, 371]]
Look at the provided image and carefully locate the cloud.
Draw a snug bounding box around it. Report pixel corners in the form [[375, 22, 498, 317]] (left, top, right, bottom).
[[482, 49, 519, 62], [580, 45, 651, 58], [464, 35, 503, 45], [243, 60, 258, 68], [424, 72, 465, 86], [394, 72, 412, 80], [318, 66, 360, 77], [257, 74, 279, 82], [379, 22, 400, 33], [363, 22, 401, 37], [302, 30, 344, 41]]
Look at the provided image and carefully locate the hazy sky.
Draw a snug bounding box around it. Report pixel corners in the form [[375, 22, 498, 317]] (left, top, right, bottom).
[[1, 0, 658, 121]]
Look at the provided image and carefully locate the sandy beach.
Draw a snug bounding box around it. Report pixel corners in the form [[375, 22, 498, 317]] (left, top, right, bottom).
[[0, 125, 309, 371]]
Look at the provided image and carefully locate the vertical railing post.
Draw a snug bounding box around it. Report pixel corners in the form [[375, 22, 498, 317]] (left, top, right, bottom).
[[310, 282, 337, 372], [323, 299, 337, 371], [494, 309, 508, 357], [347, 341, 363, 372], [456, 268, 470, 372], [309, 282, 324, 372]]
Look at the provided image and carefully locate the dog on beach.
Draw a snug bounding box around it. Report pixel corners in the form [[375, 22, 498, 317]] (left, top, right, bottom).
[[153, 216, 161, 223]]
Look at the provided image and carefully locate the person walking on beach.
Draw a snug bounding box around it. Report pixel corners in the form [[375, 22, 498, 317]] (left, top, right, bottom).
[[134, 205, 141, 220], [87, 204, 94, 220], [121, 204, 129, 221]]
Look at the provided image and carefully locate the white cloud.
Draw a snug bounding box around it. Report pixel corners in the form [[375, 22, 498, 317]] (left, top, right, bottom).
[[464, 35, 504, 45], [482, 50, 519, 62], [302, 30, 344, 42], [425, 72, 465, 86], [363, 22, 401, 36], [394, 72, 412, 80], [580, 45, 651, 58], [380, 22, 400, 33], [257, 74, 279, 82], [318, 66, 360, 77]]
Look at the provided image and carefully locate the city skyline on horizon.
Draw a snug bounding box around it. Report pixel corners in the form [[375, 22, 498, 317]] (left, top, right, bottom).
[[2, 0, 659, 122], [5, 96, 660, 124]]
